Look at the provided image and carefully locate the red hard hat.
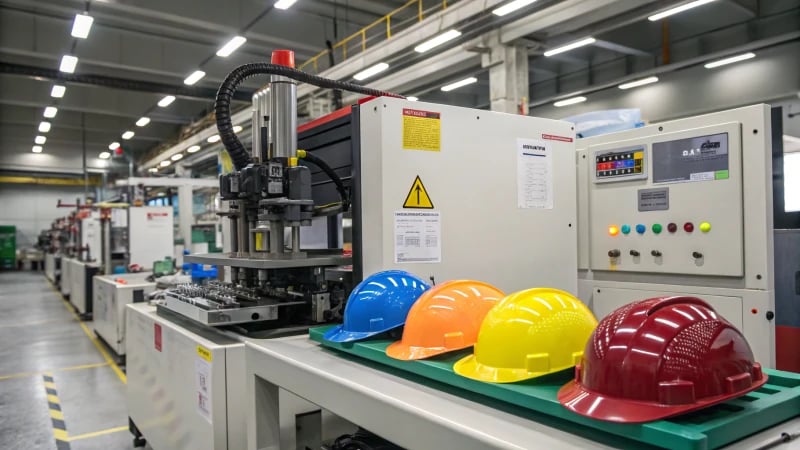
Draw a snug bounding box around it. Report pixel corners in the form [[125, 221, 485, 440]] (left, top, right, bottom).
[[558, 296, 767, 423]]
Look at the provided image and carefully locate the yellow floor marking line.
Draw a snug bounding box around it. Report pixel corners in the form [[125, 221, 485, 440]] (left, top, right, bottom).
[[48, 281, 127, 384], [67, 425, 129, 442], [42, 372, 71, 450], [0, 361, 109, 381]]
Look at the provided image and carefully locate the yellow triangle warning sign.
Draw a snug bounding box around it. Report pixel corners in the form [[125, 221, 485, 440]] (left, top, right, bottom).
[[403, 175, 434, 209]]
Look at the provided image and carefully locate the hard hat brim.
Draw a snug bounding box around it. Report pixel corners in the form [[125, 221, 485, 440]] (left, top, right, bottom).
[[557, 374, 769, 423], [385, 341, 462, 361], [322, 325, 383, 343], [453, 355, 541, 383]]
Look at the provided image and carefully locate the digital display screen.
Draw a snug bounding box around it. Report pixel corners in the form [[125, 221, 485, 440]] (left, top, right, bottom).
[[595, 148, 645, 179], [652, 133, 729, 184]]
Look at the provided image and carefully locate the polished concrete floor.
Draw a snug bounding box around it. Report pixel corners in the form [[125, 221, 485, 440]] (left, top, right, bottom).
[[0, 271, 138, 450]]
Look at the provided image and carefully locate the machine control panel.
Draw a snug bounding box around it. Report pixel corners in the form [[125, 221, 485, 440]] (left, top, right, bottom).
[[588, 122, 744, 277]]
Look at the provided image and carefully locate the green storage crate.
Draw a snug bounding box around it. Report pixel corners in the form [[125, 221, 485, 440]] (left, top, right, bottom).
[[0, 226, 16, 269]]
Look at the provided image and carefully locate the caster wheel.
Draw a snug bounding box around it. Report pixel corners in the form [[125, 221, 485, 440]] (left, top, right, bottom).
[[133, 436, 146, 448]]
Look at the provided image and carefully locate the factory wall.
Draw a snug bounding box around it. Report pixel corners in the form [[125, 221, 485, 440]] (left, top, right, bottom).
[[0, 183, 86, 248]]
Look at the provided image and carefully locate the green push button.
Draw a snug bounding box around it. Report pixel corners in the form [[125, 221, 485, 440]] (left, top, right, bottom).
[[652, 223, 663, 234]]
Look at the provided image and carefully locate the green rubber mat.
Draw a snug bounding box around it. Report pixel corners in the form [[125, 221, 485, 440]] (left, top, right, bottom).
[[310, 325, 800, 450]]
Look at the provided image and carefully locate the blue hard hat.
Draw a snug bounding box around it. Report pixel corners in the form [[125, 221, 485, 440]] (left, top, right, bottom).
[[323, 270, 430, 343]]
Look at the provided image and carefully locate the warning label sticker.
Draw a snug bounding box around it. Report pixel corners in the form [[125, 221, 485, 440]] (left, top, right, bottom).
[[403, 175, 434, 209], [403, 108, 441, 151]]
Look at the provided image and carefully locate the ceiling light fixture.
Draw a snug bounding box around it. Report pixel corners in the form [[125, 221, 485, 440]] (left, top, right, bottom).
[[38, 122, 52, 133], [553, 96, 587, 107], [171, 153, 184, 161], [544, 37, 596, 57], [71, 13, 94, 39], [233, 125, 243, 133], [51, 85, 66, 98], [108, 142, 120, 150], [99, 151, 111, 159], [43, 107, 58, 118], [648, 0, 718, 21], [274, 0, 298, 10], [414, 29, 462, 53], [35, 135, 47, 145], [406, 96, 419, 102], [158, 95, 176, 107], [187, 145, 201, 153], [160, 160, 171, 167], [183, 70, 206, 86], [136, 117, 151, 127], [122, 131, 135, 140], [353, 62, 389, 81], [441, 77, 478, 92], [207, 135, 221, 143], [148, 167, 158, 173], [618, 76, 659, 90], [492, 0, 538, 16], [59, 55, 78, 73], [704, 52, 755, 69], [217, 36, 247, 57], [32, 145, 43, 153]]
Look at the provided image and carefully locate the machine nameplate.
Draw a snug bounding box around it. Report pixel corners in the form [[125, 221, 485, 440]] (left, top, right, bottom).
[[638, 187, 669, 211], [653, 132, 729, 183]]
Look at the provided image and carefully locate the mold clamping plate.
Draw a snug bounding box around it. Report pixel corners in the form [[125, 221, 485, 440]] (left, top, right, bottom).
[[159, 296, 304, 326]]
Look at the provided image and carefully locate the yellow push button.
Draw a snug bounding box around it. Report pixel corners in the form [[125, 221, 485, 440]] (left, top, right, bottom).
[[699, 222, 711, 233]]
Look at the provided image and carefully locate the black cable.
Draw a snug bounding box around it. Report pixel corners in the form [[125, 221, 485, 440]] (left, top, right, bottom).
[[214, 63, 403, 171], [301, 152, 349, 212]]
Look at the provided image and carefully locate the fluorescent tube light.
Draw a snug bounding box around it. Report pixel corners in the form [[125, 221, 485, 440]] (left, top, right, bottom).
[[217, 36, 247, 57], [183, 70, 206, 85], [441, 77, 477, 92], [414, 29, 461, 53], [544, 37, 596, 57], [493, 0, 537, 16], [35, 136, 47, 145], [704, 52, 755, 69], [136, 117, 150, 127], [51, 85, 66, 98], [108, 142, 120, 150], [148, 167, 158, 173], [171, 153, 183, 161], [158, 95, 176, 107], [274, 0, 298, 10], [32, 146, 43, 153], [406, 96, 419, 102], [99, 151, 111, 159], [618, 76, 659, 90], [207, 135, 221, 143], [353, 62, 389, 81], [59, 55, 78, 73], [122, 131, 135, 140], [71, 13, 94, 39], [160, 160, 171, 167], [553, 96, 587, 107], [38, 122, 51, 133], [43, 107, 58, 118], [187, 145, 201, 153], [648, 0, 717, 21]]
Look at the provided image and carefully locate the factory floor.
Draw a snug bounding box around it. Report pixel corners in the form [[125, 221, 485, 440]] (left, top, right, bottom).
[[0, 271, 142, 450]]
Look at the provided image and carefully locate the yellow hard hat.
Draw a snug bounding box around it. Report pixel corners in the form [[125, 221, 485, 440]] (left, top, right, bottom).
[[453, 288, 597, 383]]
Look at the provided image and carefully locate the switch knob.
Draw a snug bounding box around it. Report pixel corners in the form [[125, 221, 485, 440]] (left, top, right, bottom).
[[651, 250, 662, 257], [692, 251, 703, 259], [608, 249, 621, 258], [630, 250, 640, 257]]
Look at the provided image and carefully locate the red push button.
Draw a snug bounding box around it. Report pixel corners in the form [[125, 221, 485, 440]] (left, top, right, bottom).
[[667, 223, 677, 233], [684, 222, 694, 233]]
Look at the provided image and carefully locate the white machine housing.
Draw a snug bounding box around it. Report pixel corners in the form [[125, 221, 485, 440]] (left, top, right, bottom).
[[128, 206, 174, 269], [577, 104, 775, 366], [68, 258, 100, 315], [358, 97, 577, 294], [60, 257, 72, 296], [93, 273, 155, 356]]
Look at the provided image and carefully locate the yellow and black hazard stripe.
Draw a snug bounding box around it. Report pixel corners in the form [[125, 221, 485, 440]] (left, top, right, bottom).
[[43, 372, 71, 450]]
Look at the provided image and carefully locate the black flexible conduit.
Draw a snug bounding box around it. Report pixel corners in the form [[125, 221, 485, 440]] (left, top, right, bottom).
[[300, 151, 350, 212], [214, 63, 403, 171]]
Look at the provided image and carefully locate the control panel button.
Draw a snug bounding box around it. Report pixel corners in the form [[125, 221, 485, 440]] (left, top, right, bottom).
[[630, 250, 640, 257], [700, 222, 711, 233], [651, 250, 662, 257], [636, 224, 646, 234], [621, 225, 631, 235], [652, 223, 663, 234], [608, 225, 619, 237], [667, 223, 677, 233], [608, 249, 621, 258], [684, 222, 694, 233]]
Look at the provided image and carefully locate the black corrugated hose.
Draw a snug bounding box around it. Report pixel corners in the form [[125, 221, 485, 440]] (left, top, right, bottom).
[[214, 63, 403, 171], [299, 150, 350, 212]]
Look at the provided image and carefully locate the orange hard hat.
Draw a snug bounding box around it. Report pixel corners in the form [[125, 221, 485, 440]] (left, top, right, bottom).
[[385, 280, 504, 361]]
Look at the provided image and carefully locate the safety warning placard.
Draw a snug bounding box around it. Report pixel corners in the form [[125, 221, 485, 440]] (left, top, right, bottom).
[[403, 175, 434, 209], [394, 211, 441, 263], [402, 108, 441, 151]]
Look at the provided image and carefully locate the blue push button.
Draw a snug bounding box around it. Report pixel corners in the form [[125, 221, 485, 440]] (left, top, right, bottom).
[[636, 224, 646, 234], [621, 224, 631, 235]]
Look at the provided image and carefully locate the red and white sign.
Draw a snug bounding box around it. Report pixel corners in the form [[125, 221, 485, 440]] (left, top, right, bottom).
[[147, 212, 169, 220], [154, 323, 162, 352], [542, 133, 573, 143]]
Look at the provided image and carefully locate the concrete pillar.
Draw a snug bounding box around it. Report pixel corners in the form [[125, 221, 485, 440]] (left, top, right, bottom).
[[482, 34, 529, 114]]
